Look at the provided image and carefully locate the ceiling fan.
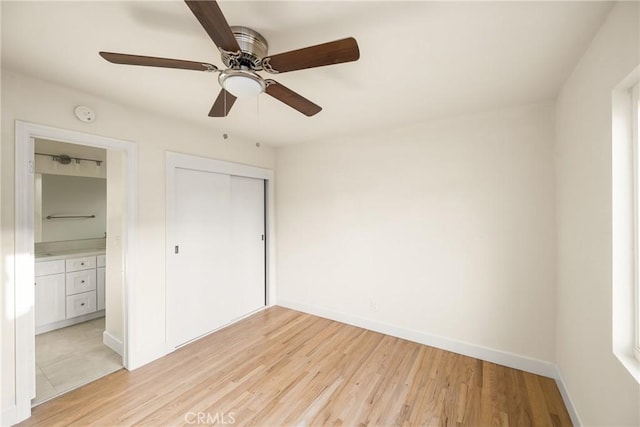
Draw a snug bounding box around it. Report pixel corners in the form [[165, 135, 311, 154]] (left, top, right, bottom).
[[99, 0, 360, 117]]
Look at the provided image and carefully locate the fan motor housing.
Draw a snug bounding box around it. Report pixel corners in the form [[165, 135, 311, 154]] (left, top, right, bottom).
[[222, 26, 269, 70]]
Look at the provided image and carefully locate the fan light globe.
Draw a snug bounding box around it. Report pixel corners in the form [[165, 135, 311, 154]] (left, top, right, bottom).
[[224, 75, 264, 98], [219, 69, 266, 98]]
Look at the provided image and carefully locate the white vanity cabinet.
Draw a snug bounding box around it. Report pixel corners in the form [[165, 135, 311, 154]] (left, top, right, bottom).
[[35, 252, 106, 334]]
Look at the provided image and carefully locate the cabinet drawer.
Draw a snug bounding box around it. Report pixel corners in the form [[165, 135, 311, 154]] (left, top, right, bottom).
[[66, 256, 96, 272], [96, 254, 106, 267], [35, 259, 65, 276], [66, 269, 96, 295], [66, 291, 97, 318]]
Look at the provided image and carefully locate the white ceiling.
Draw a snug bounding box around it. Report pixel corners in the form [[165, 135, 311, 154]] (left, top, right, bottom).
[[2, 1, 612, 146]]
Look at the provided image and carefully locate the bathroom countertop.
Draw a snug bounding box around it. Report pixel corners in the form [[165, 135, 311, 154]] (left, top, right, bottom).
[[35, 248, 106, 261]]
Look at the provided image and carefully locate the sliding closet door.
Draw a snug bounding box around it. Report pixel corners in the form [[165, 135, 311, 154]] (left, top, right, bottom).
[[230, 176, 265, 319], [167, 165, 266, 348], [168, 168, 232, 347]]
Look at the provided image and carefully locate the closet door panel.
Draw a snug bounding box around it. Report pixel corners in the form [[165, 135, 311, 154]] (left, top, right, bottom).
[[230, 176, 266, 320], [168, 168, 232, 347]]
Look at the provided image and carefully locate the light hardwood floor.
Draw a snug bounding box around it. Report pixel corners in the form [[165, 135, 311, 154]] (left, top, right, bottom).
[[20, 307, 571, 426]]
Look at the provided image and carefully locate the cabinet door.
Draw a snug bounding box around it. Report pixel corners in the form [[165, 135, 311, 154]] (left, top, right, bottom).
[[35, 273, 66, 327], [97, 266, 105, 311]]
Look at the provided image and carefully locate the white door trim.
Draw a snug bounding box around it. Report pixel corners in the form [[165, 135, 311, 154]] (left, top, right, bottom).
[[165, 152, 276, 351], [13, 121, 138, 423]]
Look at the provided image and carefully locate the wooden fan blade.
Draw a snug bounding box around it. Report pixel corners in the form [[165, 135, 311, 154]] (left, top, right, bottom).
[[262, 37, 359, 74], [209, 89, 237, 117], [184, 0, 240, 52], [265, 80, 322, 117], [99, 52, 217, 72]]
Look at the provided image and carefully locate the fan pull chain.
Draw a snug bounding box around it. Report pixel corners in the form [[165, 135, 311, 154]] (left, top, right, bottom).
[[256, 94, 261, 147]]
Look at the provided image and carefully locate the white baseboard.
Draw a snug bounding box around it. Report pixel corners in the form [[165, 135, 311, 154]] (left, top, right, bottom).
[[1, 404, 17, 427], [103, 331, 124, 356], [165, 305, 271, 356], [554, 366, 583, 427], [129, 344, 169, 371], [277, 299, 557, 378]]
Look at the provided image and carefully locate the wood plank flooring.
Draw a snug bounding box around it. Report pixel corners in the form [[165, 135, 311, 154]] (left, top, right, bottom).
[[20, 307, 572, 426]]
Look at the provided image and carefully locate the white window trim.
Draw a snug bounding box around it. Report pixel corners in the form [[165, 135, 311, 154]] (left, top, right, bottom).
[[612, 69, 640, 383]]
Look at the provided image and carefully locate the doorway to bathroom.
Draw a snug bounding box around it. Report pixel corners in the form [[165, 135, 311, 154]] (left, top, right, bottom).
[[32, 139, 123, 404], [13, 121, 137, 422]]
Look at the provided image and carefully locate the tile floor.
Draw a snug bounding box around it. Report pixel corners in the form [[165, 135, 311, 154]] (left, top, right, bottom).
[[34, 317, 122, 405]]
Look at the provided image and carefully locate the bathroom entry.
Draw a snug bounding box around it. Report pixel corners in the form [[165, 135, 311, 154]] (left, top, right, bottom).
[[33, 138, 123, 405]]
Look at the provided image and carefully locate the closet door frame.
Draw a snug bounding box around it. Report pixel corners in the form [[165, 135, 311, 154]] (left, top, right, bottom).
[[165, 152, 275, 351]]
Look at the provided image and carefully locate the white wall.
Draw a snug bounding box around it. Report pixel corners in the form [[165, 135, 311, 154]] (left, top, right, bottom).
[[276, 102, 557, 365], [555, 2, 640, 426], [0, 70, 275, 420]]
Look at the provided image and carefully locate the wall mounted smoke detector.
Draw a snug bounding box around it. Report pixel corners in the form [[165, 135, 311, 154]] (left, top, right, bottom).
[[74, 105, 96, 123]]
